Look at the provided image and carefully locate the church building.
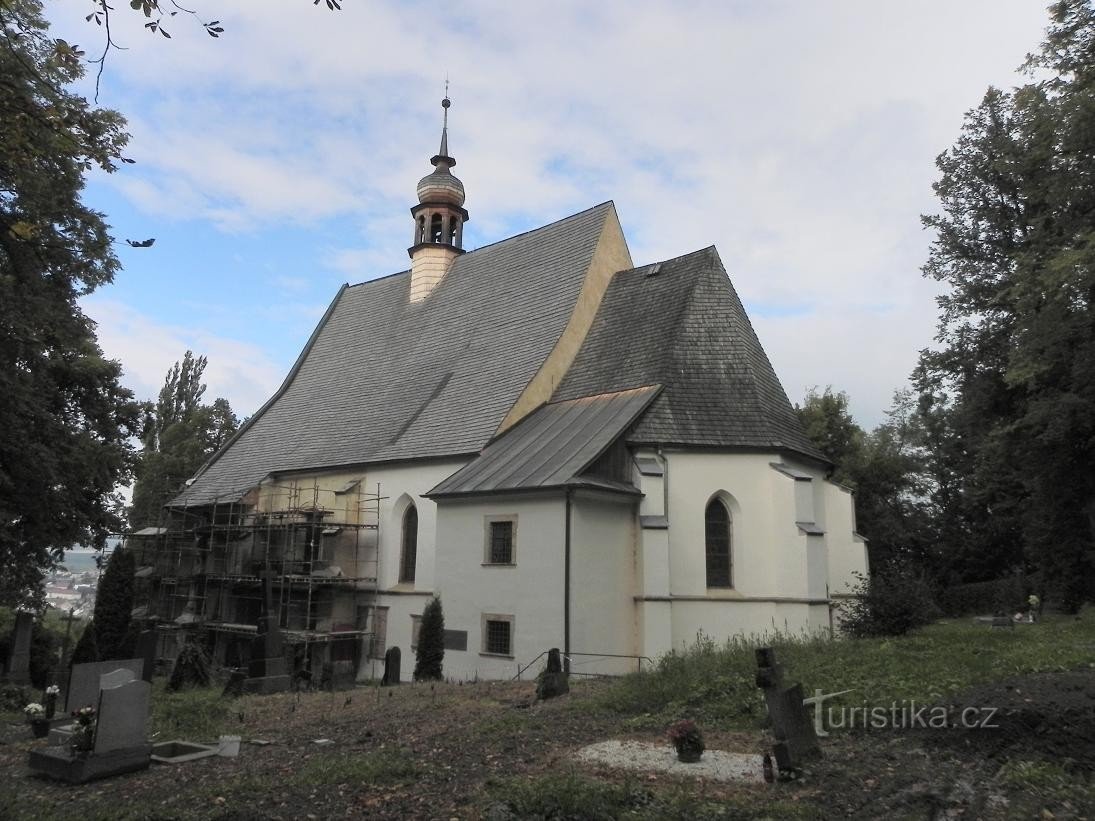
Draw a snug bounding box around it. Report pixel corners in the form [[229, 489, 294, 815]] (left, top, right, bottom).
[[136, 98, 867, 682]]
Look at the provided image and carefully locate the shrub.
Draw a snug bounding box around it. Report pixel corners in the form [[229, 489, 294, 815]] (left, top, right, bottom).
[[414, 596, 444, 681], [167, 640, 211, 691], [838, 561, 940, 637], [939, 575, 1031, 616]]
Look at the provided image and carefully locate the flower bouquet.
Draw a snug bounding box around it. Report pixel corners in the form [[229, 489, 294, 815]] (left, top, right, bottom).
[[667, 718, 705, 763]]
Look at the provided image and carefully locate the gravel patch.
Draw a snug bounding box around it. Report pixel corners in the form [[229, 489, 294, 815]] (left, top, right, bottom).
[[576, 740, 765, 783]]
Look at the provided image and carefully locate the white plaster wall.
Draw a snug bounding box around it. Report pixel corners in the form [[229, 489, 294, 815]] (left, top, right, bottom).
[[569, 492, 639, 676], [823, 481, 869, 597], [409, 245, 460, 302], [433, 494, 566, 680], [666, 600, 831, 645], [664, 451, 800, 598]]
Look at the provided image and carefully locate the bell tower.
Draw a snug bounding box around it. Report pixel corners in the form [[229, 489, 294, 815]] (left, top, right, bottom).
[[408, 94, 469, 302]]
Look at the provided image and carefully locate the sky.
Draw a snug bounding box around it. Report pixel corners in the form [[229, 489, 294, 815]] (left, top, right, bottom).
[[43, 0, 1053, 429]]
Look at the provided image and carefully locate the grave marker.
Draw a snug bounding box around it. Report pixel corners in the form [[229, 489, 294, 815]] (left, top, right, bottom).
[[754, 647, 821, 775]]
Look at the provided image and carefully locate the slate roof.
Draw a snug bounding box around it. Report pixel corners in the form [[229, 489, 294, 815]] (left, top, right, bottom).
[[426, 385, 660, 498], [174, 203, 616, 506], [553, 247, 825, 461]]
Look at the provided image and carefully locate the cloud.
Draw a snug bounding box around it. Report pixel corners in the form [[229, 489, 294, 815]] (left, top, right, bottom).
[[48, 0, 1051, 426], [82, 297, 285, 418]]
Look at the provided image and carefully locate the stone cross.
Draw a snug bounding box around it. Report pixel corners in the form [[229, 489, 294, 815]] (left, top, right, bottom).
[[755, 647, 821, 774]]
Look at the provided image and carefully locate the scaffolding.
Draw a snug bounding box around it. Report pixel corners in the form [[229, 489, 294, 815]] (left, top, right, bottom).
[[126, 478, 383, 679]]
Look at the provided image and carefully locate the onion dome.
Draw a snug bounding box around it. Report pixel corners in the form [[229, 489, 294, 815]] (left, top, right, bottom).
[[416, 96, 465, 206]]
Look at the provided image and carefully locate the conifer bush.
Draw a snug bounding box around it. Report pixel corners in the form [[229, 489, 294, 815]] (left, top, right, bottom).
[[414, 596, 444, 681]]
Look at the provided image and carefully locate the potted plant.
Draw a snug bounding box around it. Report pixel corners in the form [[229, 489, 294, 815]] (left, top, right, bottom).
[[69, 705, 97, 756], [667, 718, 705, 763], [44, 684, 60, 719], [24, 702, 50, 738]]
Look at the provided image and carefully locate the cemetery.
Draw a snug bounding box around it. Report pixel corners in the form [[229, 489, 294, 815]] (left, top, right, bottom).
[[1, 609, 1092, 819]]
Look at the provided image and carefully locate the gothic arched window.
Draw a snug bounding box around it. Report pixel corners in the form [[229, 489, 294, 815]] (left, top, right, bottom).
[[399, 505, 418, 584], [705, 499, 732, 588]]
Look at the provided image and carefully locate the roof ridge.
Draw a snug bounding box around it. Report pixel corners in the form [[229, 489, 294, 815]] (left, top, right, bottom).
[[343, 201, 616, 291]]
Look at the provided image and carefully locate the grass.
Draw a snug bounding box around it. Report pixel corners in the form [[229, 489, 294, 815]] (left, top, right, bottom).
[[149, 680, 233, 740], [599, 609, 1095, 729], [486, 771, 817, 820], [289, 748, 418, 786]]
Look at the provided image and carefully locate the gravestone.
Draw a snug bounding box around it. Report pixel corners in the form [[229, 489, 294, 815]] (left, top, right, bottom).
[[135, 630, 157, 681], [29, 677, 152, 783], [755, 647, 821, 775], [99, 667, 137, 691], [65, 659, 144, 712], [222, 667, 247, 698], [243, 572, 290, 694], [7, 611, 33, 684], [536, 647, 569, 700], [382, 646, 401, 686]]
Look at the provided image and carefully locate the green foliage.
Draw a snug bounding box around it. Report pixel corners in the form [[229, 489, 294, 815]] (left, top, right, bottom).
[[92, 547, 135, 659], [601, 609, 1094, 730], [917, 0, 1095, 606], [414, 595, 444, 681], [795, 389, 935, 572], [0, 1, 140, 608], [795, 387, 863, 487], [0, 683, 32, 715], [168, 639, 212, 691], [70, 619, 99, 665], [939, 575, 1034, 616], [130, 351, 239, 528], [838, 562, 940, 637]]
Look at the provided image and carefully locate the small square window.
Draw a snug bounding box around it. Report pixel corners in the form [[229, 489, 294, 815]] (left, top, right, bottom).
[[483, 516, 517, 565], [485, 619, 511, 656]]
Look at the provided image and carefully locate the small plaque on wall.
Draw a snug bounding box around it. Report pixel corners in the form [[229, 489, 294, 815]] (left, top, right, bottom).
[[443, 630, 467, 652]]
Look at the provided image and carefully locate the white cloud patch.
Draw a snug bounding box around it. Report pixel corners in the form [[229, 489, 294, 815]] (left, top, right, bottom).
[[82, 297, 285, 418], [48, 0, 1051, 425]]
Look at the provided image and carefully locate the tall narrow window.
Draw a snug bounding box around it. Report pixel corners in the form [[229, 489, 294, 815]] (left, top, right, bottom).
[[399, 505, 418, 584], [705, 499, 732, 588], [489, 520, 513, 564]]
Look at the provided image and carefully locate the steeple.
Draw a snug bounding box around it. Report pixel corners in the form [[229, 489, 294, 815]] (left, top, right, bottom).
[[408, 91, 469, 302]]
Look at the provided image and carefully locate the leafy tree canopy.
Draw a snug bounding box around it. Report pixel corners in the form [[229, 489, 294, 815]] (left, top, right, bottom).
[[917, 0, 1095, 607], [0, 0, 140, 608], [129, 351, 239, 528]]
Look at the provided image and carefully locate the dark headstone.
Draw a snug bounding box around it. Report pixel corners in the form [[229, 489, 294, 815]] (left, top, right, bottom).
[[222, 667, 247, 698], [242, 573, 289, 694], [29, 676, 152, 783], [536, 647, 569, 700], [755, 647, 821, 774], [135, 630, 157, 682], [382, 646, 401, 686], [990, 615, 1015, 629], [7, 611, 33, 684]]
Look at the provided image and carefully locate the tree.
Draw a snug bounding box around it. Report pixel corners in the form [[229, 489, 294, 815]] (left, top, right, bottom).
[[794, 388, 863, 487], [795, 389, 934, 572], [129, 351, 239, 528], [413, 596, 444, 682], [0, 1, 140, 609], [91, 546, 134, 659], [916, 0, 1095, 608], [69, 621, 99, 666]]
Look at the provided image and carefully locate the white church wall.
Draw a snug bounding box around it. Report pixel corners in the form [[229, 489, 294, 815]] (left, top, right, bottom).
[[433, 494, 567, 680], [569, 491, 640, 676], [822, 481, 869, 598], [664, 451, 792, 598]]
